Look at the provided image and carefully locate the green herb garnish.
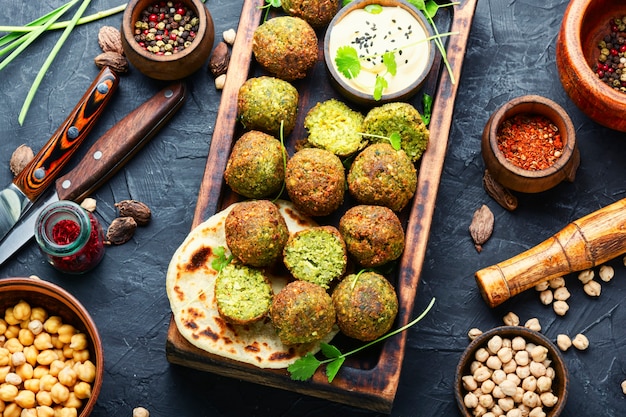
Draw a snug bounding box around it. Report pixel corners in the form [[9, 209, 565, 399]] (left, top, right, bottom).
[[422, 93, 433, 126], [261, 0, 282, 22], [358, 132, 403, 151], [211, 246, 234, 272], [288, 297, 436, 382]]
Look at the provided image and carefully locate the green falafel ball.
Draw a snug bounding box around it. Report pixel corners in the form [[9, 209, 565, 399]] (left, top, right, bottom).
[[237, 76, 299, 136], [283, 226, 347, 288], [281, 0, 340, 28], [304, 99, 366, 157], [362, 102, 430, 162]]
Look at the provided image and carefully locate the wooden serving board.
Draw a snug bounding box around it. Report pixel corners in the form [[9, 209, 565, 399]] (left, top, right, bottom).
[[166, 0, 478, 412]]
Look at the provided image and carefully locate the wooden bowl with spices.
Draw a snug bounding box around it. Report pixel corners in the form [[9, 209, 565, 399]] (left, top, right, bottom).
[[481, 95, 580, 194], [556, 0, 626, 132], [120, 0, 214, 81], [0, 276, 104, 417], [323, 0, 435, 106]]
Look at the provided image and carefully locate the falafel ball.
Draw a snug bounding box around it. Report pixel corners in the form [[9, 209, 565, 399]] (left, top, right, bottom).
[[224, 131, 287, 199], [347, 143, 417, 212], [285, 148, 345, 217], [215, 262, 273, 325], [237, 76, 299, 136], [283, 226, 347, 288], [270, 280, 336, 345], [363, 102, 430, 162], [304, 99, 366, 157], [339, 205, 405, 267], [225, 200, 289, 268], [332, 271, 398, 341], [252, 16, 318, 81], [281, 0, 340, 28]]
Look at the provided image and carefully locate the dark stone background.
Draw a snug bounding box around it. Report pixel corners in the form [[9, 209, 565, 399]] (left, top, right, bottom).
[[0, 1, 625, 416]]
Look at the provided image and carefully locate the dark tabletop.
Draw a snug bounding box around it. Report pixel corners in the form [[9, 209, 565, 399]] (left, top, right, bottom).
[[1, 0, 626, 416]]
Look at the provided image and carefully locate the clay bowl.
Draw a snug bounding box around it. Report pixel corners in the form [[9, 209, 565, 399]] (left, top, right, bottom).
[[481, 95, 580, 193], [323, 0, 435, 106], [0, 277, 103, 417], [556, 0, 626, 131], [455, 326, 569, 417], [121, 0, 215, 81]]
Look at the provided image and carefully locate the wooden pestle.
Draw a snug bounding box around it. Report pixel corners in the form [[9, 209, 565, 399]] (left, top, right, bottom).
[[475, 198, 626, 308]]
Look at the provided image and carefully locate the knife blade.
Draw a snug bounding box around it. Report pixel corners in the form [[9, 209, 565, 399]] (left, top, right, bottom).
[[0, 82, 187, 266], [0, 67, 119, 242]]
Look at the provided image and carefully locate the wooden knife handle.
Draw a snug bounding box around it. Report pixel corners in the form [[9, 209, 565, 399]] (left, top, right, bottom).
[[56, 82, 187, 203], [475, 198, 626, 307], [14, 67, 119, 201]]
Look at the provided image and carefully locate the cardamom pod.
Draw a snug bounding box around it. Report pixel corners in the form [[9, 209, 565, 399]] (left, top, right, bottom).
[[469, 204, 494, 253], [115, 200, 151, 226], [483, 170, 518, 211], [209, 41, 230, 77], [105, 217, 137, 245]]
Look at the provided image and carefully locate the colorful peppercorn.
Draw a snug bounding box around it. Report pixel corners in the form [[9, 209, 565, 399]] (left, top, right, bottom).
[[595, 16, 626, 92], [133, 1, 199, 55]]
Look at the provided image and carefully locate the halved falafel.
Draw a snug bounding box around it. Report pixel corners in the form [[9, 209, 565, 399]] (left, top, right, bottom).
[[270, 280, 336, 345], [304, 99, 366, 157]]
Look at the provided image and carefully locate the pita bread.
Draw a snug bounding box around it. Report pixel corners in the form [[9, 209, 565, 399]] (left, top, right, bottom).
[[166, 200, 339, 369]]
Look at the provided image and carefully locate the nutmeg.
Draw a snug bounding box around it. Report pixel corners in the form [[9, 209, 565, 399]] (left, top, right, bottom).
[[94, 51, 129, 74], [9, 144, 34, 176], [98, 26, 124, 55], [114, 200, 151, 226]]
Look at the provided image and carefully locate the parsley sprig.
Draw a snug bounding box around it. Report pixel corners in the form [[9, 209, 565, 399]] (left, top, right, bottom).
[[288, 297, 436, 382], [211, 246, 234, 272]]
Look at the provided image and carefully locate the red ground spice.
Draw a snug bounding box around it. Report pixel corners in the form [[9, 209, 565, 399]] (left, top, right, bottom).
[[51, 215, 105, 273], [496, 113, 564, 171]]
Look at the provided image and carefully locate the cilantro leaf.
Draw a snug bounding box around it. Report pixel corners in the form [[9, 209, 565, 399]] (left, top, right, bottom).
[[335, 46, 361, 79], [326, 357, 346, 383], [364, 4, 383, 14], [287, 353, 321, 381], [389, 132, 402, 151], [422, 93, 433, 126], [266, 0, 281, 7], [211, 246, 233, 272], [373, 75, 388, 101], [382, 51, 397, 76], [342, 0, 352, 6], [320, 342, 342, 359]]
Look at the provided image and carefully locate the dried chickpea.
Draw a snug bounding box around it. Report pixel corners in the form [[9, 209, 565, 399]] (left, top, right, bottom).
[[36, 390, 53, 407], [578, 269, 594, 284], [37, 405, 55, 417], [516, 365, 530, 380], [599, 265, 614, 282], [524, 318, 541, 332], [49, 361, 64, 378], [621, 380, 626, 395], [27, 321, 43, 336], [486, 356, 502, 370], [50, 336, 64, 350], [23, 346, 37, 367], [0, 383, 18, 401], [4, 325, 19, 340], [538, 290, 553, 306], [23, 378, 39, 393], [3, 402, 20, 417], [503, 312, 520, 327], [14, 389, 35, 408], [498, 396, 514, 412], [10, 352, 25, 368], [507, 409, 523, 417], [552, 300, 569, 316], [68, 335, 86, 351], [514, 350, 530, 367], [491, 369, 507, 385], [56, 407, 77, 417], [572, 333, 589, 350], [534, 281, 549, 292], [530, 345, 548, 362], [71, 350, 89, 363], [499, 379, 517, 396], [33, 334, 52, 351], [4, 339, 23, 354], [72, 382, 91, 400], [133, 407, 150, 417], [528, 407, 546, 417], [0, 349, 10, 366], [18, 329, 34, 347], [522, 390, 540, 408], [15, 363, 33, 381], [529, 361, 547, 378], [62, 346, 73, 360], [4, 373, 20, 386], [468, 328, 483, 340], [481, 379, 495, 394], [474, 366, 492, 383], [39, 375, 57, 392], [487, 335, 503, 354], [57, 367, 77, 388], [476, 347, 490, 362], [56, 326, 75, 345], [583, 280, 601, 297], [32, 366, 48, 380], [50, 382, 69, 404], [12, 301, 31, 322], [0, 319, 7, 335], [36, 350, 58, 366], [479, 393, 494, 408], [548, 277, 565, 289], [63, 392, 81, 409], [21, 408, 37, 417], [502, 359, 517, 374], [552, 287, 570, 301], [536, 376, 552, 393], [556, 334, 571, 351], [42, 318, 62, 335], [4, 308, 19, 326], [75, 361, 95, 383]]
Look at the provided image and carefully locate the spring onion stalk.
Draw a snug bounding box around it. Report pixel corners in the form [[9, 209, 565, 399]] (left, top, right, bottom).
[[0, 4, 72, 49], [18, 0, 92, 125]]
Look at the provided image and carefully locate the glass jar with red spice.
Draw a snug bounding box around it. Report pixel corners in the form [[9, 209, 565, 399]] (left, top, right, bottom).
[[35, 200, 105, 274]]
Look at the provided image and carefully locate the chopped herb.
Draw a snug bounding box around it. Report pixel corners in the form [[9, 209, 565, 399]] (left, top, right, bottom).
[[211, 246, 234, 272], [422, 93, 433, 126]]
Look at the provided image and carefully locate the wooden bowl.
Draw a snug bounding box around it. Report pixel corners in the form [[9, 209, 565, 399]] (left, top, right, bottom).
[[121, 0, 215, 80], [455, 326, 569, 417], [0, 277, 103, 417], [481, 95, 580, 193], [323, 0, 435, 106], [556, 0, 626, 131]]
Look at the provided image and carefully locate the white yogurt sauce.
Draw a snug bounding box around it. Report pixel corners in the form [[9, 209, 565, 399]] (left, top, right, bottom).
[[328, 6, 431, 96]]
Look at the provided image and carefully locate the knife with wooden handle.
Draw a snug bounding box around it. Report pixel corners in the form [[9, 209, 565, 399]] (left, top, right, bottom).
[[0, 82, 187, 266], [475, 198, 626, 307], [0, 67, 119, 242]]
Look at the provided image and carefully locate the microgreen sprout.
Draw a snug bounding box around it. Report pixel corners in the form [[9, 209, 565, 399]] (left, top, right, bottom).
[[261, 0, 282, 22], [358, 132, 403, 151], [288, 297, 436, 382], [272, 120, 288, 203]]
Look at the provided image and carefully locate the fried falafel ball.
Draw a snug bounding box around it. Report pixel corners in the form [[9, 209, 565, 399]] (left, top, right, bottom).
[[224, 131, 287, 199], [339, 205, 405, 268], [225, 200, 289, 268], [283, 226, 347, 289], [252, 16, 318, 81], [215, 262, 273, 325], [347, 143, 417, 212], [237, 76, 299, 136], [281, 0, 340, 28], [362, 102, 430, 162], [304, 99, 366, 157], [286, 148, 345, 217], [270, 280, 336, 345], [332, 271, 398, 341]]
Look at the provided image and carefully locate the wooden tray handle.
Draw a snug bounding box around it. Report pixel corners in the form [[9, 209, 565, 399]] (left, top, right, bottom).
[[475, 198, 626, 307]]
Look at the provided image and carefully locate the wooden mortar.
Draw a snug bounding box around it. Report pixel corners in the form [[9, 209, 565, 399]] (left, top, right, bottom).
[[475, 198, 626, 307]]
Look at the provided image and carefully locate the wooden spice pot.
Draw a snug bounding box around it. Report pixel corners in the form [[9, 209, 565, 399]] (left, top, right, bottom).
[[481, 95, 579, 193], [556, 0, 626, 132], [121, 0, 215, 81]]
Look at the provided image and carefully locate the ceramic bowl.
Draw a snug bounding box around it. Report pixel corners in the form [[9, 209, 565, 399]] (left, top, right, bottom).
[[481, 95, 580, 193], [455, 326, 569, 417], [323, 0, 435, 106], [0, 277, 103, 417], [120, 0, 215, 81], [556, 0, 626, 131]]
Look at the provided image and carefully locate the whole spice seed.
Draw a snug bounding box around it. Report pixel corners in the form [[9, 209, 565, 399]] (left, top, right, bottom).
[[496, 113, 563, 171], [469, 204, 494, 253], [209, 41, 230, 77], [114, 200, 151, 226], [98, 25, 124, 55], [106, 216, 137, 245], [9, 144, 35, 176], [595, 17, 626, 93], [483, 169, 518, 211], [132, 2, 199, 55]]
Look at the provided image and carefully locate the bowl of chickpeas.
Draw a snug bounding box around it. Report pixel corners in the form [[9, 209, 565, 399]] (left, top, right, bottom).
[[455, 326, 569, 417], [0, 276, 103, 417]]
